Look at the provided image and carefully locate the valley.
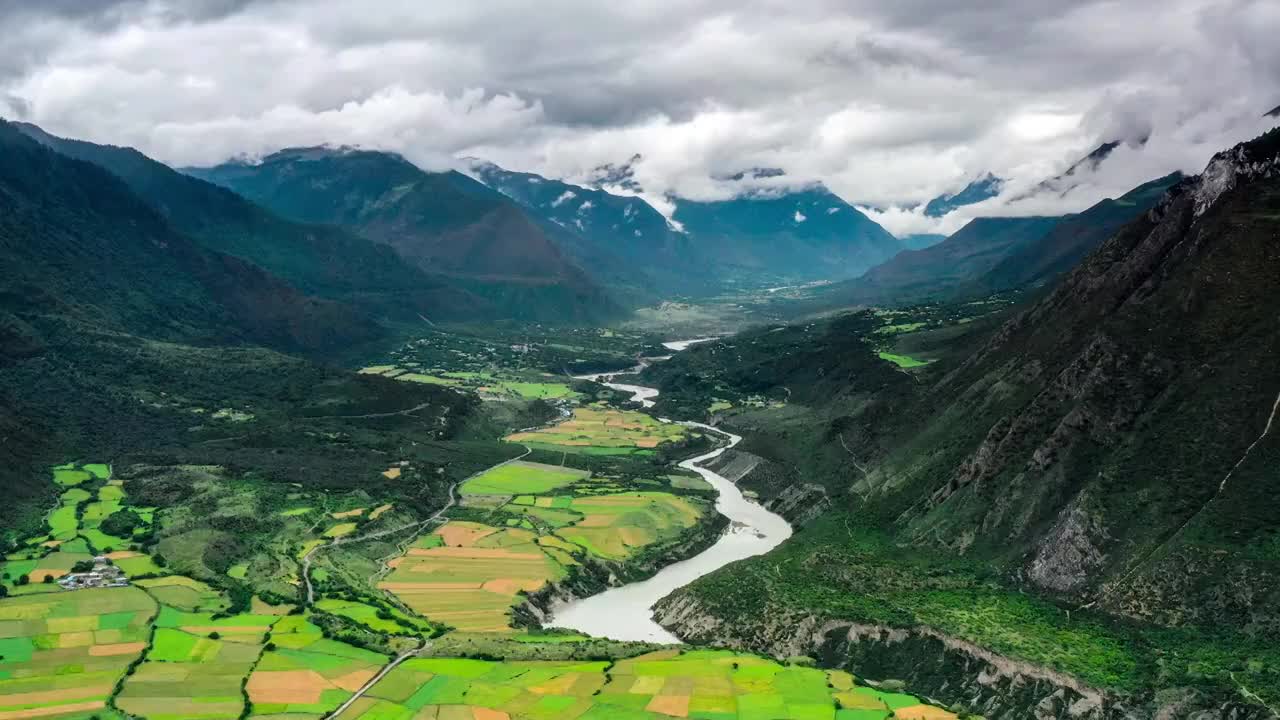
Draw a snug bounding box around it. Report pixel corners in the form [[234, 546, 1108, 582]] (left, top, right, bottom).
[[1, 91, 1279, 720], [0, 330, 954, 720]]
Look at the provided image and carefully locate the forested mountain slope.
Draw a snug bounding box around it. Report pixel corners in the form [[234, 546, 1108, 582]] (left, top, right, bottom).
[[470, 160, 708, 299], [672, 185, 903, 282], [0, 119, 412, 534], [646, 129, 1280, 718], [191, 149, 621, 323], [15, 123, 490, 324]]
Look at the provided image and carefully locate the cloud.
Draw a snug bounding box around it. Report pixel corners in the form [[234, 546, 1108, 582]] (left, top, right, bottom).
[[1, 0, 1276, 231]]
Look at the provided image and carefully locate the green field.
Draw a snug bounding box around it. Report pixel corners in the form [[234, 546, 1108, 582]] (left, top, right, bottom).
[[342, 649, 953, 719], [876, 352, 930, 369], [0, 587, 155, 719], [360, 365, 577, 401], [246, 615, 388, 719], [382, 463, 713, 631], [315, 598, 434, 635], [461, 462, 590, 496]]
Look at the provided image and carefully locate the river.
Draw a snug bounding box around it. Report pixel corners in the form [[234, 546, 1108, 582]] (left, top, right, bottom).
[[551, 348, 793, 642]]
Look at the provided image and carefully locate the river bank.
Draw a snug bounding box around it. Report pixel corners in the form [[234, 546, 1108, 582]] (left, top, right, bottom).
[[550, 356, 793, 642]]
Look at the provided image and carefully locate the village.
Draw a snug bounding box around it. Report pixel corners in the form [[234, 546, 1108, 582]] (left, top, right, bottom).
[[57, 555, 130, 591]]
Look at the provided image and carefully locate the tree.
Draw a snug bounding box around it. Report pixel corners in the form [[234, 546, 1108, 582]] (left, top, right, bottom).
[[0, 584, 8, 598], [42, 574, 54, 584], [208, 631, 221, 640], [71, 560, 95, 573], [16, 575, 29, 586]]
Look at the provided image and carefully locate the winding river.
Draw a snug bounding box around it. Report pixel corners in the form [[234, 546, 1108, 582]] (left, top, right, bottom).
[[550, 345, 793, 642]]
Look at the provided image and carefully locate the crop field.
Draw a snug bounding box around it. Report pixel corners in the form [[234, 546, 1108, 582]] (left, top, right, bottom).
[[0, 587, 155, 720], [135, 576, 228, 613], [505, 407, 688, 455], [551, 493, 704, 561], [460, 463, 589, 496], [2, 462, 159, 599], [247, 615, 388, 719], [360, 365, 577, 401], [340, 650, 954, 719], [115, 599, 281, 720], [383, 460, 712, 631], [314, 599, 434, 635], [379, 524, 569, 632]]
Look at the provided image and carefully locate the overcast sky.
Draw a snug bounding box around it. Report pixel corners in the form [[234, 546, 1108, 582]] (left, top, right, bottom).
[[2, 0, 1278, 235]]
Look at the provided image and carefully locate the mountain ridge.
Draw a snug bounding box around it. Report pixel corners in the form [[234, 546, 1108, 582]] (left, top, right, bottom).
[[189, 148, 622, 323]]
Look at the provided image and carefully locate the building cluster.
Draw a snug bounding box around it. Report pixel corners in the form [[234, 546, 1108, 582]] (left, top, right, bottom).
[[57, 556, 129, 590]]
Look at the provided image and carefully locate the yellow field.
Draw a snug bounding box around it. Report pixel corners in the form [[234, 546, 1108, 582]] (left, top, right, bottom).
[[378, 524, 568, 632], [505, 407, 687, 454]]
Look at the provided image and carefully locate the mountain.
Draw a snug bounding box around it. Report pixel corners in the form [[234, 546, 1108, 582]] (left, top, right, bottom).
[[969, 172, 1183, 293], [0, 118, 386, 531], [0, 120, 376, 357], [923, 173, 1003, 217], [813, 173, 1181, 308], [645, 129, 1280, 717], [813, 216, 1060, 306], [670, 185, 902, 283], [898, 233, 947, 250], [468, 160, 706, 297], [189, 148, 621, 323], [13, 123, 487, 325], [1018, 138, 1145, 199]]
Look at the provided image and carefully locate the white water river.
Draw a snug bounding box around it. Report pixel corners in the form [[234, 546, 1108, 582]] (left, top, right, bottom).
[[551, 349, 793, 642]]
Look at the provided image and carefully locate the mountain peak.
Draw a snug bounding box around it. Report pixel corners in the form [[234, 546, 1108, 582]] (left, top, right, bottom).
[[586, 154, 643, 192], [1190, 127, 1280, 217], [923, 173, 1004, 217]]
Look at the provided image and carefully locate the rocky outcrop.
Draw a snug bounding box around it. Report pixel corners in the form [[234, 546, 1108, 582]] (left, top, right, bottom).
[[1027, 491, 1111, 593], [702, 448, 830, 525], [654, 595, 1275, 720]]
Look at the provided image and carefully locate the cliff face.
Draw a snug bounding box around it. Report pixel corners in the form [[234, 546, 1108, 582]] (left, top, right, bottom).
[[701, 449, 831, 526], [873, 131, 1280, 625], [654, 596, 1273, 720]]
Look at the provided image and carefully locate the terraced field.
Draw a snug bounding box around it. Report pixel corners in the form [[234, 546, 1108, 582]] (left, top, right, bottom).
[[379, 462, 711, 632], [339, 649, 956, 719], [505, 407, 689, 456]]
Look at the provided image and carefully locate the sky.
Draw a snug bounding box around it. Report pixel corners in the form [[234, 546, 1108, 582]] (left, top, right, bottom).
[[2, 0, 1278, 236]]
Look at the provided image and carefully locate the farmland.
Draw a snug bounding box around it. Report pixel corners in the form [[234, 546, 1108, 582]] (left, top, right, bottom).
[[0, 586, 155, 719], [338, 649, 956, 719], [378, 461, 714, 632], [360, 365, 579, 402], [245, 615, 389, 719], [505, 407, 690, 456]]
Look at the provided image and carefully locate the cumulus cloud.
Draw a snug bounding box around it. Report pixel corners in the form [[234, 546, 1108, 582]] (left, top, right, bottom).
[[1, 0, 1277, 235]]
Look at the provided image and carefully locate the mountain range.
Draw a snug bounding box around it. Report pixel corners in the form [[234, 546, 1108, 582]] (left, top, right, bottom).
[[187, 148, 621, 323], [811, 171, 1184, 308], [669, 183, 903, 283]]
